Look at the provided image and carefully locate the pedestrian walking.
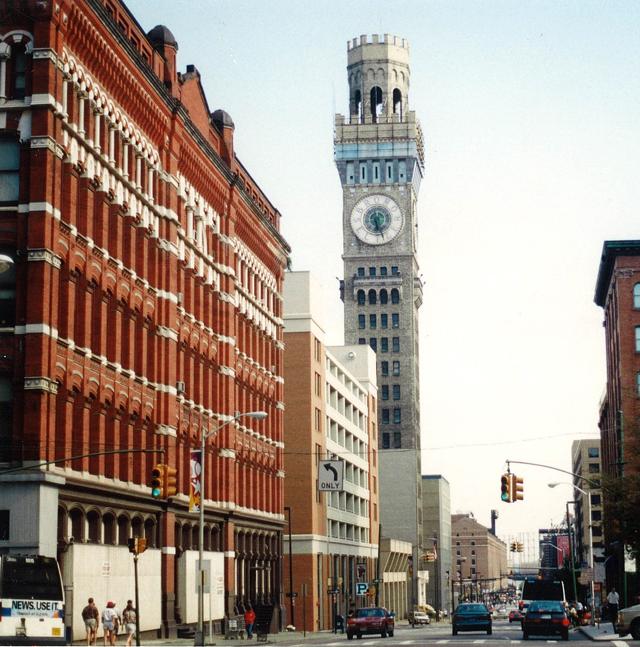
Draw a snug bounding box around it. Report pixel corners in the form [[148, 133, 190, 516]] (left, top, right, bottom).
[[121, 600, 137, 647], [607, 588, 620, 630], [101, 601, 119, 646], [244, 605, 256, 639], [81, 597, 99, 645]]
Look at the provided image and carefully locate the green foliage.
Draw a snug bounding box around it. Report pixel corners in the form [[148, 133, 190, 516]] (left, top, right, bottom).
[[601, 473, 640, 560]]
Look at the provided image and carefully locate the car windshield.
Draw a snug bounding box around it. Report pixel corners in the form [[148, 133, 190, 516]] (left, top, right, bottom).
[[457, 604, 487, 614], [356, 608, 385, 618], [528, 601, 564, 613]]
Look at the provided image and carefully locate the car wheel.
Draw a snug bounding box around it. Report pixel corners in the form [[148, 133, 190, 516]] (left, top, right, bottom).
[[523, 631, 529, 640], [631, 620, 640, 641], [561, 630, 569, 641], [509, 619, 513, 623], [347, 633, 353, 641], [356, 633, 362, 639], [452, 627, 457, 636], [381, 625, 387, 638], [487, 627, 492, 635], [388, 629, 394, 637]]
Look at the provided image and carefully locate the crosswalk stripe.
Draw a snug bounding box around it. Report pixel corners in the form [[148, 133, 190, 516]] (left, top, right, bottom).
[[612, 642, 629, 647], [436, 641, 450, 644], [473, 641, 486, 644]]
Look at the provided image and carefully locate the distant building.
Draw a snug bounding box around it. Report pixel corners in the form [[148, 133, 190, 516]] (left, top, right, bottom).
[[538, 528, 570, 574], [422, 475, 452, 613], [283, 271, 380, 631], [571, 439, 605, 590], [451, 514, 507, 603], [500, 531, 542, 574]]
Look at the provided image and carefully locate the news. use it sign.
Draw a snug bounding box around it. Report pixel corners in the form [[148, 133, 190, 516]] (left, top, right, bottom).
[[318, 460, 344, 492]]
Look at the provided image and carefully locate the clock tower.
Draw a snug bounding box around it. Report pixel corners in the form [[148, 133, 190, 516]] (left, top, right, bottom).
[[335, 34, 426, 600]]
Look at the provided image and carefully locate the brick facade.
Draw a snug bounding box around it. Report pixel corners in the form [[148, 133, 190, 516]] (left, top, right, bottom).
[[0, 0, 289, 638]]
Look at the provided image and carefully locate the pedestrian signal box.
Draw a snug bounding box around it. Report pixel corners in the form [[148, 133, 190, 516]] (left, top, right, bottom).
[[512, 475, 524, 501]]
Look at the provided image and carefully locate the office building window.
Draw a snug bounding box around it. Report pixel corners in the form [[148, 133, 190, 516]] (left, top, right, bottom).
[[380, 338, 388, 353], [391, 266, 399, 275], [382, 433, 390, 449], [358, 338, 366, 345], [392, 361, 400, 376], [357, 290, 365, 305], [588, 447, 599, 458], [636, 326, 640, 352], [392, 337, 400, 352], [368, 289, 377, 305], [381, 361, 389, 376], [591, 510, 602, 521], [358, 314, 365, 329], [635, 283, 640, 308], [379, 289, 388, 304], [380, 266, 387, 276], [382, 409, 389, 424], [591, 494, 601, 505], [393, 407, 401, 424], [369, 338, 377, 352], [369, 314, 376, 329], [392, 313, 399, 328], [391, 288, 400, 304], [369, 267, 376, 277], [0, 510, 8, 540], [393, 432, 401, 448], [392, 384, 400, 400], [588, 463, 599, 473], [381, 385, 389, 401], [357, 267, 365, 277], [381, 314, 388, 328]]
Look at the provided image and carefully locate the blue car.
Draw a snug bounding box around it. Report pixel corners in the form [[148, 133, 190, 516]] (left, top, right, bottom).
[[452, 603, 492, 636]]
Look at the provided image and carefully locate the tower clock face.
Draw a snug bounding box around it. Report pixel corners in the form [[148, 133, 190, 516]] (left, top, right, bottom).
[[350, 194, 403, 245]]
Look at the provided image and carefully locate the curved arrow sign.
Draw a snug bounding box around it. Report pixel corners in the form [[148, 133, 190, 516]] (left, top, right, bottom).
[[318, 459, 345, 492]]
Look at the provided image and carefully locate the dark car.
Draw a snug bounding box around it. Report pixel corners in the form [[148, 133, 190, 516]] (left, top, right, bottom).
[[509, 609, 524, 623], [346, 607, 395, 640], [522, 600, 570, 641], [452, 603, 492, 635]]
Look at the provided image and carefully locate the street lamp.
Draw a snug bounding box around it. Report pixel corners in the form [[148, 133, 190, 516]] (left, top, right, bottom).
[[195, 411, 267, 647], [549, 482, 595, 623]]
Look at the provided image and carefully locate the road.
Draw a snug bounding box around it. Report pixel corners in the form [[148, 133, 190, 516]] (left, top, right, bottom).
[[276, 620, 629, 646]]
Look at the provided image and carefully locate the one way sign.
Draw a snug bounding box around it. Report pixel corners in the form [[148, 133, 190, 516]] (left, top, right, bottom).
[[318, 460, 344, 492]]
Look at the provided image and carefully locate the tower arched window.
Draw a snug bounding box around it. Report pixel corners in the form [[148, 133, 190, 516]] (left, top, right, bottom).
[[8, 44, 28, 100], [634, 283, 640, 309], [357, 290, 365, 305], [380, 289, 388, 305], [391, 289, 400, 304], [393, 88, 402, 120], [370, 86, 383, 123], [354, 90, 362, 122], [368, 289, 377, 305]]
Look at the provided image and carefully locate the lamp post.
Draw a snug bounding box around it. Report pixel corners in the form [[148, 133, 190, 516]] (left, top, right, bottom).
[[195, 411, 267, 647], [283, 505, 294, 628], [549, 482, 595, 623]]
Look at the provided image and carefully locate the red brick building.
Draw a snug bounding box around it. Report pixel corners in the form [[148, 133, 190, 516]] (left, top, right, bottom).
[[594, 240, 640, 595], [0, 0, 289, 638]]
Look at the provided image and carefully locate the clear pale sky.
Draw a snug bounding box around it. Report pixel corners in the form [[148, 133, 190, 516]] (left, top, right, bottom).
[[125, 0, 640, 537]]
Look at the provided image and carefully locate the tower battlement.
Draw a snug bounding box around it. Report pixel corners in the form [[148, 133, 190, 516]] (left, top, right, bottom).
[[347, 34, 409, 52]]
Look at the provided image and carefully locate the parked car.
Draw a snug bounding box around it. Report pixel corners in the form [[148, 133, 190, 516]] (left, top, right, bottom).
[[346, 607, 395, 640], [452, 603, 492, 636], [616, 602, 640, 639], [522, 599, 570, 641], [408, 609, 431, 626], [509, 609, 524, 623]]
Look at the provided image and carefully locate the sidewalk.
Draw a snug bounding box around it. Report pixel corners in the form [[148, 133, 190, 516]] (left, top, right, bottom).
[[578, 623, 631, 641], [141, 628, 346, 646]]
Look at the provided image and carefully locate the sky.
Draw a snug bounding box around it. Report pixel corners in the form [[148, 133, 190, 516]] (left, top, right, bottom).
[[125, 0, 640, 538]]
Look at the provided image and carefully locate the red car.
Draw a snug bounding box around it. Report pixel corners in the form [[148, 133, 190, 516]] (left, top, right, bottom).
[[347, 607, 395, 640], [509, 609, 524, 623]]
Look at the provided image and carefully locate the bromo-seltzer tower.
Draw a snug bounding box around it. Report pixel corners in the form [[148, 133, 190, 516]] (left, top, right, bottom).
[[335, 34, 425, 603]]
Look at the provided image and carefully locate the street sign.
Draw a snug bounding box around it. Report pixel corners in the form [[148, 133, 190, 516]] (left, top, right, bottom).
[[318, 460, 344, 492], [355, 582, 369, 596]]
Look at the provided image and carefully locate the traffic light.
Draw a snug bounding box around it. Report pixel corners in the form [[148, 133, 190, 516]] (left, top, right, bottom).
[[165, 465, 178, 497], [501, 473, 512, 502], [512, 474, 524, 501], [127, 537, 148, 554], [151, 464, 165, 498], [516, 542, 524, 553], [510, 542, 517, 552]]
